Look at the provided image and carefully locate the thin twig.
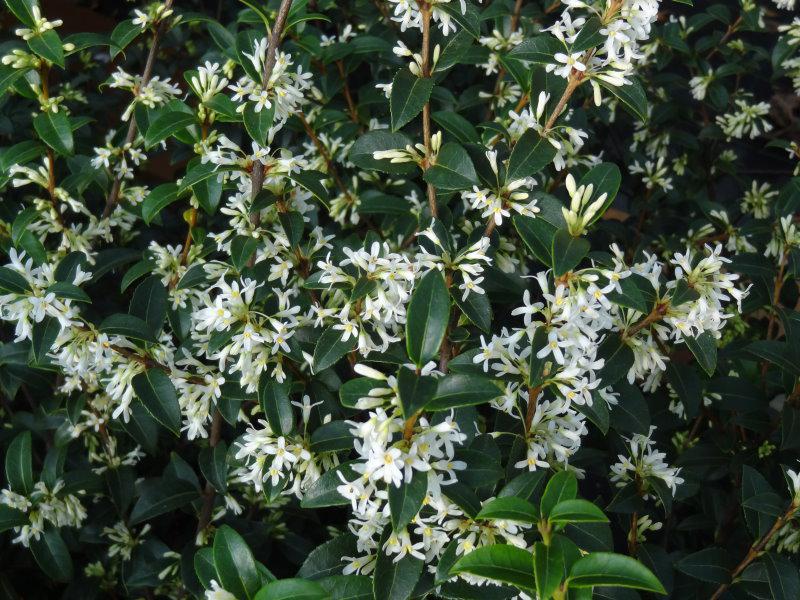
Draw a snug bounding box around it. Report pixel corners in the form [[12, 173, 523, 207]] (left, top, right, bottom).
[[710, 501, 799, 600], [247, 0, 295, 264], [196, 411, 224, 536], [420, 4, 437, 218], [103, 0, 174, 219]]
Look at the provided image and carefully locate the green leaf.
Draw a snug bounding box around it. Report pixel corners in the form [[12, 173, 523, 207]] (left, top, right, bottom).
[[301, 463, 357, 509], [390, 70, 434, 131], [4, 0, 36, 26], [28, 30, 65, 67], [509, 35, 563, 64], [313, 325, 357, 372], [214, 525, 262, 600], [142, 183, 180, 224], [665, 363, 702, 419], [179, 160, 219, 193], [596, 336, 634, 386], [534, 541, 565, 600], [130, 275, 168, 333], [258, 375, 294, 436], [297, 534, 359, 580], [0, 505, 28, 532], [568, 552, 666, 593], [548, 499, 609, 524], [110, 20, 141, 57], [254, 579, 329, 600], [30, 316, 59, 364], [30, 528, 73, 582], [349, 131, 416, 175], [579, 163, 621, 226], [432, 111, 479, 144], [230, 236, 258, 270], [131, 369, 182, 435], [406, 269, 450, 367], [0, 64, 27, 97], [450, 545, 536, 594], [5, 431, 33, 495], [317, 575, 372, 600], [674, 548, 731, 585], [423, 142, 479, 191], [397, 366, 438, 418], [514, 215, 556, 266], [684, 332, 717, 376], [427, 373, 501, 411], [99, 313, 157, 343], [748, 341, 800, 377], [388, 470, 428, 531], [129, 477, 199, 524], [46, 281, 90, 303], [552, 229, 590, 276], [763, 552, 800, 600], [506, 129, 556, 182], [33, 110, 74, 155], [540, 471, 578, 519], [597, 78, 648, 122], [244, 103, 275, 145], [453, 285, 492, 332], [290, 170, 329, 207], [194, 547, 217, 589], [309, 421, 353, 453], [199, 441, 228, 493], [373, 530, 424, 600], [571, 17, 604, 52], [0, 266, 32, 294], [144, 110, 196, 149], [475, 496, 538, 523], [437, 0, 481, 38]]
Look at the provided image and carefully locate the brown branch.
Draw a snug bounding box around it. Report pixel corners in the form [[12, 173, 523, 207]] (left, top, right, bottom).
[[297, 112, 351, 201], [103, 0, 174, 219], [247, 0, 295, 266], [420, 4, 437, 218], [196, 411, 224, 536], [524, 385, 543, 434], [710, 501, 799, 600], [622, 301, 669, 340], [336, 60, 360, 124]]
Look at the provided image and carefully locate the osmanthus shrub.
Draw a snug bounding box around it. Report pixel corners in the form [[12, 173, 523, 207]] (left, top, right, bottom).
[[1, 0, 799, 597]]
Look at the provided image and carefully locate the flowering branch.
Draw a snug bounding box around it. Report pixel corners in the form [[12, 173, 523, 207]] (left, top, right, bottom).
[[102, 0, 174, 219]]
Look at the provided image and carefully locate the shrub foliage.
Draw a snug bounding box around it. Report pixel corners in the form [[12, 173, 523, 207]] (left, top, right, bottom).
[[0, 0, 799, 598]]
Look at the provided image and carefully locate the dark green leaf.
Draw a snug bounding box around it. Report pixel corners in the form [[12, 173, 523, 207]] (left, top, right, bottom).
[[214, 525, 261, 600], [506, 129, 556, 182], [427, 373, 500, 410], [450, 545, 536, 594], [569, 553, 666, 593], [129, 478, 199, 524], [33, 111, 73, 155], [131, 369, 182, 435], [475, 496, 538, 523], [313, 325, 357, 372], [390, 70, 434, 131], [552, 229, 590, 276], [540, 471, 578, 519], [406, 270, 450, 367], [5, 431, 33, 495], [389, 470, 428, 530], [534, 541, 564, 600], [144, 110, 196, 148], [30, 528, 73, 582], [258, 376, 294, 436], [548, 499, 609, 524], [254, 579, 329, 600]]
